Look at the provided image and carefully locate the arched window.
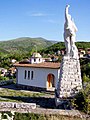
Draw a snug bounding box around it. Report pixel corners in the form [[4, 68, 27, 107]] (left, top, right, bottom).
[[47, 74, 55, 88]]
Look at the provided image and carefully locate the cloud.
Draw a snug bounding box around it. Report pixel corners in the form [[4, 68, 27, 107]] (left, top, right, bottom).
[[27, 12, 48, 17], [47, 20, 56, 23], [44, 19, 60, 24], [26, 12, 55, 17], [31, 13, 47, 17]]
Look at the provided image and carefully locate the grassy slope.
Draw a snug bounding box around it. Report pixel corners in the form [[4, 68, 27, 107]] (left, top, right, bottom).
[[0, 37, 56, 54]]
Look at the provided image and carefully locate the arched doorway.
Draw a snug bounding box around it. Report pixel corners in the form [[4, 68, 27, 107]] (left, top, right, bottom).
[[47, 74, 55, 89]]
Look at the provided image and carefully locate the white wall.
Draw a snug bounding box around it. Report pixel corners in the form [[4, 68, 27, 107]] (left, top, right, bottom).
[[17, 66, 60, 89], [31, 58, 43, 64]]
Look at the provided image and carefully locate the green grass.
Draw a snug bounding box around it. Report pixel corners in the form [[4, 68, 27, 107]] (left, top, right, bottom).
[[0, 88, 46, 102]]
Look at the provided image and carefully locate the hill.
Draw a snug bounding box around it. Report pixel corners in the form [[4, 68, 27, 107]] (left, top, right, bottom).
[[0, 37, 56, 54], [40, 41, 90, 54], [0, 37, 90, 55]]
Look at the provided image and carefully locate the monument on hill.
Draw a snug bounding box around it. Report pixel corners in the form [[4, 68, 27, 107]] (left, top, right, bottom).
[[55, 5, 82, 107]]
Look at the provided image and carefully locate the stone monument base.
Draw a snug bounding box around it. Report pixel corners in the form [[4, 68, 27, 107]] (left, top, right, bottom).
[[55, 56, 82, 107], [55, 97, 72, 109]]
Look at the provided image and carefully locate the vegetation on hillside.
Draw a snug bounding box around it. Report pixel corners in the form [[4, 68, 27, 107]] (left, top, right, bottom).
[[40, 42, 65, 54], [0, 37, 90, 56], [40, 42, 90, 54], [0, 37, 55, 54]]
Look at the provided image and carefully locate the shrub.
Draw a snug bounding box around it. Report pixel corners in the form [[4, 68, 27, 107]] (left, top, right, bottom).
[[72, 83, 90, 114]]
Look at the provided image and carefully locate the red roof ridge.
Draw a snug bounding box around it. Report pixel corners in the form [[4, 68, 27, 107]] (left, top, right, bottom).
[[14, 62, 60, 69]]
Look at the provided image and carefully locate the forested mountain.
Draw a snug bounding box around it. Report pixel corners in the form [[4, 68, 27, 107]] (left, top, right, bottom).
[[0, 37, 56, 54], [0, 37, 90, 55], [40, 41, 90, 54]]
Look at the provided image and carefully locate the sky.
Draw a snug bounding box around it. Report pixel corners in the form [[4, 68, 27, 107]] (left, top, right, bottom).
[[0, 0, 90, 42]]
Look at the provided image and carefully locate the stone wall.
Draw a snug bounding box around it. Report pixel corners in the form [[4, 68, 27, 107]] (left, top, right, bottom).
[[0, 102, 36, 110], [56, 57, 82, 98]]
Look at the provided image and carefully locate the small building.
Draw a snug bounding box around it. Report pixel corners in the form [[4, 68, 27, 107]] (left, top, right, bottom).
[[78, 48, 86, 58], [15, 62, 60, 91], [60, 48, 66, 56], [0, 68, 7, 76], [86, 48, 90, 58], [44, 58, 52, 62], [51, 55, 59, 62], [15, 53, 60, 91], [11, 59, 17, 64], [30, 52, 44, 64], [9, 67, 16, 74]]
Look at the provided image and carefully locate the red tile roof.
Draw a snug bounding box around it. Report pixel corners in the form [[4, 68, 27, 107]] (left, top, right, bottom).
[[14, 62, 60, 69]]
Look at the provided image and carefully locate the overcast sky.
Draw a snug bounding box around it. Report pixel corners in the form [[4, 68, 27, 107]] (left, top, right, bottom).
[[0, 0, 90, 41]]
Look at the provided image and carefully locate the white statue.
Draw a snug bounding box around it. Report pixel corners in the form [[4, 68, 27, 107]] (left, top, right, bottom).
[[64, 5, 78, 59]]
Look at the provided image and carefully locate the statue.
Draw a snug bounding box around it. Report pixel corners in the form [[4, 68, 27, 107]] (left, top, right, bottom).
[[55, 5, 82, 108], [64, 5, 78, 59]]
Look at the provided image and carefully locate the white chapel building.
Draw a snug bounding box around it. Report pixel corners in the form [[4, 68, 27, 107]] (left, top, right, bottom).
[[15, 53, 60, 91]]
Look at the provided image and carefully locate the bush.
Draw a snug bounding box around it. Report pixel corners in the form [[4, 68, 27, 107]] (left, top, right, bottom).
[[72, 83, 90, 114], [0, 76, 8, 81], [82, 73, 90, 82]]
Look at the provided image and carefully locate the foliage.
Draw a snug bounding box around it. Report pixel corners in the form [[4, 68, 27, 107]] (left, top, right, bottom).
[[82, 73, 90, 82], [40, 42, 65, 54], [0, 37, 90, 56], [40, 42, 90, 55], [72, 58, 90, 114], [72, 83, 90, 114], [14, 113, 82, 120], [0, 37, 55, 54], [57, 55, 62, 62], [14, 113, 44, 120], [76, 42, 90, 49], [0, 53, 28, 68], [80, 58, 90, 83], [0, 76, 8, 81], [0, 37, 56, 68], [0, 111, 83, 120]]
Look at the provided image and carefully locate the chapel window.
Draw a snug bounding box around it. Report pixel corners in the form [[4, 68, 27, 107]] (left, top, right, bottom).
[[24, 70, 27, 79], [31, 71, 34, 80], [34, 58, 36, 62], [28, 71, 30, 79]]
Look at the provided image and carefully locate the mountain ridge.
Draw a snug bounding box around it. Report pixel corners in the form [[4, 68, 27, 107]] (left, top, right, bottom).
[[0, 37, 56, 54]]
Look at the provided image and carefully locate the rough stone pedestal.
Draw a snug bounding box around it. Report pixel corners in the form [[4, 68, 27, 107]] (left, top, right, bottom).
[[55, 56, 82, 107]]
